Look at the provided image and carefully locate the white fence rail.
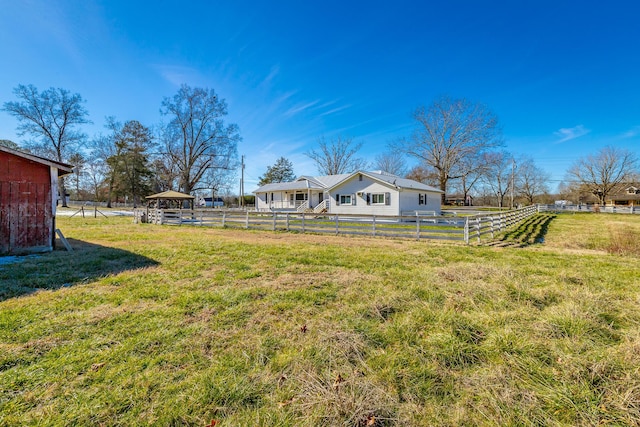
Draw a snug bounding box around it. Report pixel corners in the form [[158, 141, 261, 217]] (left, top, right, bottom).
[[136, 205, 539, 244], [537, 204, 639, 214]]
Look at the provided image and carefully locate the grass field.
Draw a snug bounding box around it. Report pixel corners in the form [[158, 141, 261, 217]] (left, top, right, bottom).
[[1, 213, 639, 426]]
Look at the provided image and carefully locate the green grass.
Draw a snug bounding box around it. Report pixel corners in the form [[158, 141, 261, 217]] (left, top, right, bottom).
[[1, 214, 640, 426]]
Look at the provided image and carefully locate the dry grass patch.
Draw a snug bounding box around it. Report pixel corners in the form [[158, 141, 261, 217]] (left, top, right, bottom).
[[1, 215, 640, 425]]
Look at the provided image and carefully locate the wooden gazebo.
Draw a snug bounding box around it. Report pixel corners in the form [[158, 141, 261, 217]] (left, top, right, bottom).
[[145, 190, 195, 209], [142, 190, 195, 224]]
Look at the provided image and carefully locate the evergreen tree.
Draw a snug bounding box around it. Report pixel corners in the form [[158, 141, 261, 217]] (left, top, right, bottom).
[[106, 120, 154, 207], [258, 157, 296, 185]]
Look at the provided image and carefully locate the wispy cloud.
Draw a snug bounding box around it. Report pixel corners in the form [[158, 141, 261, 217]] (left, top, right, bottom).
[[284, 100, 321, 117], [553, 125, 590, 143], [153, 64, 205, 87], [258, 65, 280, 88], [319, 104, 351, 116], [620, 126, 640, 138]]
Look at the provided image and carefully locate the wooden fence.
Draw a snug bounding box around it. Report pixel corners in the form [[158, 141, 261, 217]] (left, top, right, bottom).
[[537, 204, 639, 214], [136, 205, 539, 244]]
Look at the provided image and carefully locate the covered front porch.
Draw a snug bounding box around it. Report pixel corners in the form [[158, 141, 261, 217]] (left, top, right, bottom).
[[256, 189, 329, 212]]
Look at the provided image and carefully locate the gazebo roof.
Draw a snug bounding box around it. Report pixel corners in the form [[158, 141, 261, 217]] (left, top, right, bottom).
[[145, 190, 195, 200]]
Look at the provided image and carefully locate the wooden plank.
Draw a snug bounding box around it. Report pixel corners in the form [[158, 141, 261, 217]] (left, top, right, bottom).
[[55, 229, 73, 251]]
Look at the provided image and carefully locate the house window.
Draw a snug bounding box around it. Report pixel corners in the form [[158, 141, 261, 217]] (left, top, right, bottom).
[[340, 194, 352, 205], [295, 193, 308, 201], [371, 193, 385, 204]]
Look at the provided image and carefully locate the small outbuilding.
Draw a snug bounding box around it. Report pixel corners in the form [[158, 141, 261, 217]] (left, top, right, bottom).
[[0, 146, 73, 255], [145, 190, 195, 209]]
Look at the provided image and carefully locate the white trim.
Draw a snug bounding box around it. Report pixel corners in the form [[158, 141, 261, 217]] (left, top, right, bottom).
[[371, 193, 385, 205], [51, 167, 58, 217]]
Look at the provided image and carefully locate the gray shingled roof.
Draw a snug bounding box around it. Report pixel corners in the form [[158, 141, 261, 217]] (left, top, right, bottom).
[[253, 171, 442, 193]]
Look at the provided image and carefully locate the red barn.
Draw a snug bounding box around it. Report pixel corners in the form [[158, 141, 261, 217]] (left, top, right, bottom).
[[0, 146, 73, 255]]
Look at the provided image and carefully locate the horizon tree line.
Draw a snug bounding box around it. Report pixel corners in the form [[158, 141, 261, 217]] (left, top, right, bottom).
[[2, 86, 637, 207]]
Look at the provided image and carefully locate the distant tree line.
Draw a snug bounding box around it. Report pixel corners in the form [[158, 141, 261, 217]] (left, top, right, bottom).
[[3, 85, 637, 208], [1, 84, 240, 207]]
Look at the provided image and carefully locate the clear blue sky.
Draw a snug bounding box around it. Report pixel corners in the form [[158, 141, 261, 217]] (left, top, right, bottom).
[[1, 0, 639, 191]]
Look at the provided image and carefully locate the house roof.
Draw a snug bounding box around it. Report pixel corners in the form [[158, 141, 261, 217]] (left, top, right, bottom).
[[253, 171, 443, 194], [360, 171, 443, 193], [254, 180, 325, 193], [145, 190, 194, 200], [0, 145, 74, 176]]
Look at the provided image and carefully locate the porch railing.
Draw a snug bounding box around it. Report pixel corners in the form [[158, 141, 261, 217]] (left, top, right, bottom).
[[313, 199, 329, 213]]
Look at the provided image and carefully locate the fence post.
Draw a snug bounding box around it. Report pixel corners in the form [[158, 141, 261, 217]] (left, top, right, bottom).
[[464, 216, 469, 244], [490, 216, 495, 239], [476, 218, 481, 243], [286, 213, 290, 231], [335, 215, 339, 235], [245, 211, 249, 229], [179, 209, 183, 225], [302, 213, 305, 233], [222, 211, 226, 227], [272, 212, 277, 231], [372, 215, 376, 237], [416, 217, 421, 240]]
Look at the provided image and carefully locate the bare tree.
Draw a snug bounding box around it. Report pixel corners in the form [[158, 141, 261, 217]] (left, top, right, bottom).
[[67, 152, 85, 200], [451, 153, 491, 206], [567, 146, 638, 205], [398, 96, 502, 204], [405, 164, 439, 186], [161, 85, 240, 194], [373, 149, 407, 176], [84, 156, 108, 203], [0, 139, 20, 150], [2, 84, 90, 206], [516, 156, 550, 204], [151, 157, 179, 193], [482, 151, 513, 208], [305, 136, 368, 175]]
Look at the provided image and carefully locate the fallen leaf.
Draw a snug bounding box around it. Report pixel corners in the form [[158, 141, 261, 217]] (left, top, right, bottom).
[[278, 398, 296, 407], [91, 362, 106, 371]]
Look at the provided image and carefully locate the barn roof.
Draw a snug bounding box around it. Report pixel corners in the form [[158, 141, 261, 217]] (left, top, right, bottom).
[[0, 145, 74, 176]]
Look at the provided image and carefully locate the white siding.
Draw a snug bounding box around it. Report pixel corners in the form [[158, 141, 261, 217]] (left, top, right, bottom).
[[255, 191, 288, 211], [330, 174, 399, 215], [398, 189, 441, 215]]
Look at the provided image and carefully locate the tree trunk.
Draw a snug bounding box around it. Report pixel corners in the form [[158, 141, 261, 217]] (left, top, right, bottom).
[[439, 171, 447, 205]]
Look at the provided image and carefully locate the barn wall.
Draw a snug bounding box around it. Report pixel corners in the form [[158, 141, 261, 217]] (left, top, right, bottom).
[[0, 151, 53, 254]]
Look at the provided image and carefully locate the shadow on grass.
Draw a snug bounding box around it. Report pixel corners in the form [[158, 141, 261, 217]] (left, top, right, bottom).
[[0, 238, 159, 302], [486, 214, 556, 247]]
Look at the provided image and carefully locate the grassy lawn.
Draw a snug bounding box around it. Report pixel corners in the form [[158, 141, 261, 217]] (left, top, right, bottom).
[[1, 213, 639, 426]]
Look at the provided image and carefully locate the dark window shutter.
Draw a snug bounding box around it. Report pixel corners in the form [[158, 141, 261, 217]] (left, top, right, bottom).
[[424, 193, 427, 204], [366, 193, 371, 205], [352, 194, 356, 205], [385, 192, 391, 205], [336, 194, 340, 206], [418, 194, 423, 205]]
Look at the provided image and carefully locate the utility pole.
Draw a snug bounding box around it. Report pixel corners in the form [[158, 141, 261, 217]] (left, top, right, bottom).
[[239, 155, 245, 208]]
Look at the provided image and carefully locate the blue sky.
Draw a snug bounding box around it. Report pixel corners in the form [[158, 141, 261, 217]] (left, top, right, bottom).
[[1, 0, 639, 192]]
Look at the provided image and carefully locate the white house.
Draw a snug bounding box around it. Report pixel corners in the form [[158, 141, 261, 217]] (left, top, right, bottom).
[[253, 170, 443, 215]]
